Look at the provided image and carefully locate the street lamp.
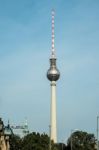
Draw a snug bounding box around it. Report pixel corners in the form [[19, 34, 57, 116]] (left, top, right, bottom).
[[61, 137, 68, 150], [62, 141, 63, 150], [97, 116, 99, 150], [49, 125, 51, 150], [61, 140, 64, 150]]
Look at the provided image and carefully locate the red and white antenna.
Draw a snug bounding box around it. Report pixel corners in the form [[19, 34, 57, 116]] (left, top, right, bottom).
[[51, 9, 56, 58]]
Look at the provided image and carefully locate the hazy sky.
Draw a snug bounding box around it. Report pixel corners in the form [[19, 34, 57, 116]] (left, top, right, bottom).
[[0, 0, 99, 142]]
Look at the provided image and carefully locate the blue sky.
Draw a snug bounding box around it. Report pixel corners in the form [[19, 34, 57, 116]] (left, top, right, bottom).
[[0, 0, 99, 142]]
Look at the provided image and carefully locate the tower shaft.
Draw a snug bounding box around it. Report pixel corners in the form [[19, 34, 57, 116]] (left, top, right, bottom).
[[47, 10, 60, 143], [50, 81, 57, 143]]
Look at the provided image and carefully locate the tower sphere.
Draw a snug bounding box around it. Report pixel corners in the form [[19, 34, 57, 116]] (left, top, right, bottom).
[[47, 58, 60, 81]]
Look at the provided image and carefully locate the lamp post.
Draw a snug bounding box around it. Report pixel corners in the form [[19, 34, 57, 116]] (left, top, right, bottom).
[[61, 138, 67, 150], [62, 142, 63, 150], [97, 116, 99, 150], [71, 130, 73, 150], [62, 141, 64, 150], [49, 125, 51, 150]]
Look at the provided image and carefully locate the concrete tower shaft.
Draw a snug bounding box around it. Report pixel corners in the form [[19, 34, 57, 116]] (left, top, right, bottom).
[[50, 81, 57, 143]]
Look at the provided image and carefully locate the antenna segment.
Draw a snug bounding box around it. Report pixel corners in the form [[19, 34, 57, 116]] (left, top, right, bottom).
[[51, 9, 55, 58]]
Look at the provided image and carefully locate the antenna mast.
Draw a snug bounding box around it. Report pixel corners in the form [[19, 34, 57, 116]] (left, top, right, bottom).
[[51, 9, 56, 58]]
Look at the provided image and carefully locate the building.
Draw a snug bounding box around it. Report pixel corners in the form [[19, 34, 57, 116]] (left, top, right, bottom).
[[11, 119, 29, 137], [47, 10, 60, 143], [0, 118, 12, 150]]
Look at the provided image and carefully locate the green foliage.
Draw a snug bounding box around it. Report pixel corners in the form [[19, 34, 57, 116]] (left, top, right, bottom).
[[22, 132, 49, 150], [10, 132, 50, 150], [9, 131, 96, 150], [9, 132, 66, 150], [67, 131, 97, 150], [9, 135, 21, 150]]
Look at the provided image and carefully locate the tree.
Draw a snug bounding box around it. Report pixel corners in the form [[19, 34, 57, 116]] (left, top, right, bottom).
[[9, 135, 22, 150], [9, 132, 56, 150], [66, 131, 97, 150], [21, 132, 50, 150]]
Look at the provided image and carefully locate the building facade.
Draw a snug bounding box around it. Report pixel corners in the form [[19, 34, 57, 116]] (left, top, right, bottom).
[[0, 118, 11, 150]]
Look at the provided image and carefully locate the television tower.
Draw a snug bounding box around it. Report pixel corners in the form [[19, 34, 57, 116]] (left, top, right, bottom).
[[47, 10, 60, 143]]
